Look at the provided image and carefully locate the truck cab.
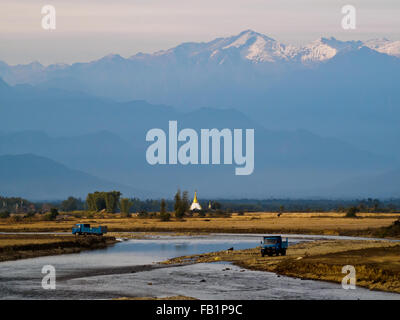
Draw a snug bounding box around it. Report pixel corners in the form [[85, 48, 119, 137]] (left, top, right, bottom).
[[261, 236, 288, 257]]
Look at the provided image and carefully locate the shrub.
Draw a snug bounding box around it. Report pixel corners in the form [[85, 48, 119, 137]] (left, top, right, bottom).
[[26, 212, 36, 218], [44, 208, 59, 221], [0, 211, 10, 219], [198, 210, 206, 217], [160, 212, 171, 221], [373, 219, 400, 238], [159, 199, 170, 221], [345, 206, 359, 218], [11, 215, 23, 222], [138, 210, 149, 218]]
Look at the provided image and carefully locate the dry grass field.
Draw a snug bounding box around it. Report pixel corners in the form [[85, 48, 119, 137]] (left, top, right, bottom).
[[0, 212, 398, 236], [0, 234, 116, 262]]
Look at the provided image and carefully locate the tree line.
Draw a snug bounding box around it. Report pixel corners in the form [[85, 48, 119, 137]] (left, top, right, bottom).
[[1, 193, 400, 216]]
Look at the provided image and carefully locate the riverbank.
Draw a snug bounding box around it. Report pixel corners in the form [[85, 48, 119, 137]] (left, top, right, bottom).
[[0, 234, 117, 262], [0, 212, 399, 238], [162, 239, 400, 294]]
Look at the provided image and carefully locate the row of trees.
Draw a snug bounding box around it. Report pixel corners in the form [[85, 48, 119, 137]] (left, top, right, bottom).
[[174, 189, 190, 219], [0, 196, 34, 213], [2, 192, 400, 216], [86, 191, 121, 213], [61, 197, 85, 212]]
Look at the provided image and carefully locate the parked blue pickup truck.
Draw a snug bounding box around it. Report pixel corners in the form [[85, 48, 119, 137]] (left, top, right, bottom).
[[72, 223, 107, 236], [260, 236, 288, 257]]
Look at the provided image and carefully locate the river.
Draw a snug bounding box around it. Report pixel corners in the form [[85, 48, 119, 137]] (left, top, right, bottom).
[[0, 233, 399, 300]]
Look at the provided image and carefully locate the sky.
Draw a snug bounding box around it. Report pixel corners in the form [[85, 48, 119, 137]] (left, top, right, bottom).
[[0, 0, 399, 65]]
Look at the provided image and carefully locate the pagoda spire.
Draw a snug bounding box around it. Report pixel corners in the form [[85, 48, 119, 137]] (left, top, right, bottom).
[[190, 191, 202, 211]]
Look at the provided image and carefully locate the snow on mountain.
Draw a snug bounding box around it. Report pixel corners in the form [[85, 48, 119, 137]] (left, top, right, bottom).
[[130, 30, 300, 64], [129, 30, 399, 65], [364, 38, 400, 57], [299, 37, 363, 62], [299, 39, 338, 62], [1, 30, 400, 87]]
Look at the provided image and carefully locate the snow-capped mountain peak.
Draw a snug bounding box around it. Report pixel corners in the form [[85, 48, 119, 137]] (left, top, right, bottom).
[[364, 38, 400, 57], [129, 30, 400, 65], [298, 37, 364, 63]]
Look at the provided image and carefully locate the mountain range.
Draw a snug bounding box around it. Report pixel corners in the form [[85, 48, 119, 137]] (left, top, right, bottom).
[[1, 30, 400, 80], [1, 30, 399, 156], [0, 154, 147, 200], [0, 30, 399, 199]]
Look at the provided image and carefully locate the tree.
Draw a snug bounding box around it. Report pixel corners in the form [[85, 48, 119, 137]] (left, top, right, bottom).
[[86, 191, 121, 212], [160, 199, 171, 221], [174, 189, 185, 219], [0, 211, 10, 219], [105, 191, 121, 213], [86, 192, 106, 211], [213, 201, 222, 210], [372, 199, 381, 212], [182, 191, 190, 213], [61, 196, 79, 212], [120, 198, 132, 216], [174, 189, 181, 211], [345, 206, 358, 218], [44, 208, 58, 221]]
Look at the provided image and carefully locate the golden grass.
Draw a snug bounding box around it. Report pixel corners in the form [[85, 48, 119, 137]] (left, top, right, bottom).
[[0, 234, 74, 247], [0, 212, 398, 236], [0, 234, 117, 262]]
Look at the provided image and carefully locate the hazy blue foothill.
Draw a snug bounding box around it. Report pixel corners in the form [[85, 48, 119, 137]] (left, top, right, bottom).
[[0, 154, 148, 200], [0, 30, 399, 199]]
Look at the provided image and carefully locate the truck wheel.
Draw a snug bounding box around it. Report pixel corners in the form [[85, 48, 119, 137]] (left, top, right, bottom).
[[261, 252, 265, 257], [281, 249, 286, 256], [267, 252, 272, 257]]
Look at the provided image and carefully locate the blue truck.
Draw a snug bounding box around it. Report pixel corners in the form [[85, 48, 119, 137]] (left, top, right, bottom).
[[72, 223, 107, 236], [260, 236, 288, 257]]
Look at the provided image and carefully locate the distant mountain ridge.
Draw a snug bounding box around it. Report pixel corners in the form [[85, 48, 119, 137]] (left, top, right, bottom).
[[1, 30, 399, 199], [0, 30, 399, 111], [0, 30, 399, 92], [0, 154, 148, 200], [1, 30, 399, 73], [0, 78, 397, 199]]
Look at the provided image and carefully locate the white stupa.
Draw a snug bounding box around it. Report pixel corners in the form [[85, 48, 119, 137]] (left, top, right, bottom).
[[189, 191, 202, 211]]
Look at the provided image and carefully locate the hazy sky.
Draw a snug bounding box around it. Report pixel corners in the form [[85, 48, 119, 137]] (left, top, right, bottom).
[[1, 0, 399, 65]]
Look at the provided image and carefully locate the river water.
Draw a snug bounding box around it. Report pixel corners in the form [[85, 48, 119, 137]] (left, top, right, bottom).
[[0, 234, 399, 300]]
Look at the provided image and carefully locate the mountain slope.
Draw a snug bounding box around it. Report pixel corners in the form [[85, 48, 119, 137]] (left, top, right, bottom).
[[0, 154, 146, 200], [0, 77, 396, 198], [325, 168, 400, 198]]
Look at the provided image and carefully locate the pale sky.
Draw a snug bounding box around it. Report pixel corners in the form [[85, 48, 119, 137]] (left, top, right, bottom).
[[0, 0, 399, 65]]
